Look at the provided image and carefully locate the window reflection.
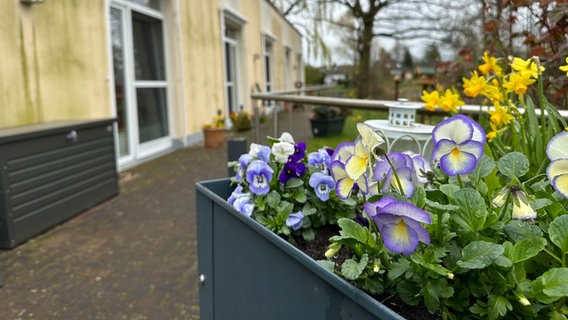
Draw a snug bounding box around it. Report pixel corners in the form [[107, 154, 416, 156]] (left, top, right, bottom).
[[132, 12, 165, 81], [136, 88, 168, 143]]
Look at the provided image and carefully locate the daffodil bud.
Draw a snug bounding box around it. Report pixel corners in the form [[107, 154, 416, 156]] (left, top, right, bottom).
[[325, 242, 341, 259]]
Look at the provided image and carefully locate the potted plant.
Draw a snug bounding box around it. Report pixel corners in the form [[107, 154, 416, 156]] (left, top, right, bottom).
[[203, 109, 226, 148], [197, 54, 568, 319], [229, 106, 252, 132], [309, 106, 348, 137]]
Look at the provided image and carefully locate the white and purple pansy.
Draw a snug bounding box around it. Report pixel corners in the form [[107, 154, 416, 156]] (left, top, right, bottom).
[[272, 141, 295, 164], [373, 152, 415, 198], [235, 154, 253, 182], [309, 172, 336, 201], [364, 196, 432, 255], [245, 160, 274, 195], [228, 185, 254, 217], [546, 131, 568, 199], [249, 143, 271, 162], [431, 114, 486, 176]]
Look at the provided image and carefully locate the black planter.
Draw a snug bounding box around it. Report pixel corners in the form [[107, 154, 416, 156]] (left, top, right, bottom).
[[196, 178, 404, 320], [310, 116, 346, 137]]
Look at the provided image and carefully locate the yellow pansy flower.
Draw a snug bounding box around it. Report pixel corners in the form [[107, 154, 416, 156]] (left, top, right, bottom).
[[511, 57, 544, 79], [421, 90, 439, 111], [560, 57, 568, 76], [462, 71, 487, 98], [503, 72, 535, 95], [478, 52, 502, 76], [487, 102, 514, 128], [438, 89, 464, 113]]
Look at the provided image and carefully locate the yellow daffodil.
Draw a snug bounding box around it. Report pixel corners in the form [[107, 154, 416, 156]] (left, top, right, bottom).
[[421, 90, 439, 111], [560, 57, 568, 76], [478, 51, 502, 76], [462, 71, 487, 98], [487, 102, 514, 128], [503, 71, 535, 95], [482, 83, 504, 103], [437, 89, 464, 113], [511, 57, 544, 79]]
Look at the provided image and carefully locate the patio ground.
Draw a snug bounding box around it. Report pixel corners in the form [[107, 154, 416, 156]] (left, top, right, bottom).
[[0, 107, 313, 319]]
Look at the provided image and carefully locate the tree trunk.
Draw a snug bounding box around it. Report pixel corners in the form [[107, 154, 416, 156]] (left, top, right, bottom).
[[356, 19, 374, 99]]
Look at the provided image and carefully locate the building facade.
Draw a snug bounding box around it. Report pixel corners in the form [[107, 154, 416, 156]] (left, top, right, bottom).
[[2, 0, 303, 169]]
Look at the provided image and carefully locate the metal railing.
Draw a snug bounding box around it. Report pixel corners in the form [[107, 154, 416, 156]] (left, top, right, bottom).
[[251, 86, 568, 141]]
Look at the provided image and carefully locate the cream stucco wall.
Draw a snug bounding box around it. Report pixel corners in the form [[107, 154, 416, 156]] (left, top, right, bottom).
[[0, 0, 110, 128], [1, 0, 302, 166]]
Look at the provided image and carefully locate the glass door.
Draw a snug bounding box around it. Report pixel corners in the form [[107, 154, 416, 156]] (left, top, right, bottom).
[[110, 2, 169, 167]]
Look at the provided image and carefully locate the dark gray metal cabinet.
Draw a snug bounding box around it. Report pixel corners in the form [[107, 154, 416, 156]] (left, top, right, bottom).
[[0, 119, 119, 248]]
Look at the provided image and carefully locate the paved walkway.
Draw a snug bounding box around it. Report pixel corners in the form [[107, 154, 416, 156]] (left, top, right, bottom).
[[0, 108, 313, 319]]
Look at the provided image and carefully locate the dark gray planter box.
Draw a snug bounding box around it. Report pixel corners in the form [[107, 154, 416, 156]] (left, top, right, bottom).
[[196, 178, 404, 320], [310, 116, 346, 137]]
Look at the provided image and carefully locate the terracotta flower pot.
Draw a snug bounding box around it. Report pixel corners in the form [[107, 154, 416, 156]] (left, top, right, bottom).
[[203, 127, 225, 148]]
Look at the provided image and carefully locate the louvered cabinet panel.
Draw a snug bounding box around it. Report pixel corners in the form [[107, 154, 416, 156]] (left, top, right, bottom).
[[0, 119, 119, 248]]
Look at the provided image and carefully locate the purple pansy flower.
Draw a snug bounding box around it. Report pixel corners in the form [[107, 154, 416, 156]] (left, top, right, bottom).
[[308, 149, 331, 173], [246, 160, 274, 195], [228, 185, 246, 205], [279, 161, 306, 184], [373, 152, 415, 198], [364, 196, 431, 255], [290, 142, 306, 162], [286, 211, 304, 230], [309, 172, 336, 201], [431, 115, 485, 176], [233, 196, 254, 217], [235, 154, 253, 182]]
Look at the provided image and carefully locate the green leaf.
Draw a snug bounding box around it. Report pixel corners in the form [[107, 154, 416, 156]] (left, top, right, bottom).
[[337, 218, 370, 243], [469, 155, 496, 181], [301, 229, 315, 241], [424, 198, 460, 212], [532, 268, 568, 303], [508, 237, 546, 263], [388, 259, 412, 280], [457, 241, 504, 269], [488, 295, 512, 320], [420, 278, 454, 312], [497, 152, 530, 179], [317, 260, 335, 273], [504, 220, 543, 242], [301, 204, 317, 216], [286, 178, 303, 188], [450, 188, 487, 233], [410, 185, 425, 209], [341, 254, 369, 280], [549, 215, 568, 254], [266, 190, 281, 208], [440, 184, 460, 198]]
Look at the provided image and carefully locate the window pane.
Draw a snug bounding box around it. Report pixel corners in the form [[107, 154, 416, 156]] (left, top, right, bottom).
[[227, 86, 234, 113], [111, 8, 129, 157], [128, 0, 160, 11], [136, 88, 168, 143], [225, 42, 232, 82], [132, 12, 165, 80]]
